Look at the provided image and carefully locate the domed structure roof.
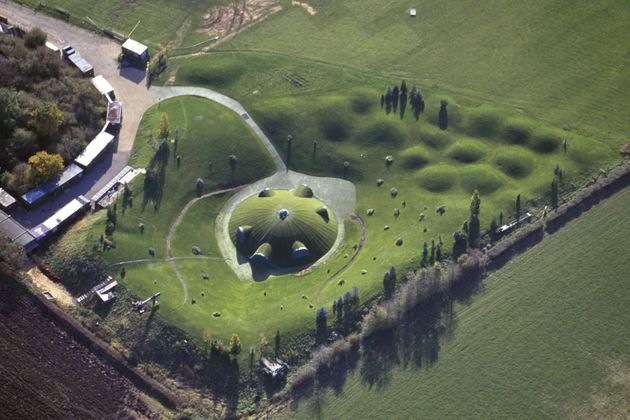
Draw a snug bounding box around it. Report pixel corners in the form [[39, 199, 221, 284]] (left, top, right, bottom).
[[228, 186, 337, 267]]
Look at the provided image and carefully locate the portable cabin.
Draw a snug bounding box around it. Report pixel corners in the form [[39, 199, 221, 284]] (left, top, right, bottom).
[[21, 163, 84, 208], [121, 38, 149, 67], [28, 196, 89, 242], [74, 131, 115, 169], [91, 75, 115, 100]]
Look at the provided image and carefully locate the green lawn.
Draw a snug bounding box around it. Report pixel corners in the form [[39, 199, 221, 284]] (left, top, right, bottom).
[[282, 186, 630, 419]]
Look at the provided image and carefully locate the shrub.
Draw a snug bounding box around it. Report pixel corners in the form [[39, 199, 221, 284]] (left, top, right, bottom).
[[290, 366, 316, 393], [24, 28, 47, 49]]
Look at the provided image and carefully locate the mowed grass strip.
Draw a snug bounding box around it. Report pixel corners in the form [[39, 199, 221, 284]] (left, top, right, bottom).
[[283, 186, 630, 419]]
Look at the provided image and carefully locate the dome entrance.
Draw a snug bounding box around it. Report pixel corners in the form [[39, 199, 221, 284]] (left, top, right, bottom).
[[228, 186, 337, 267]]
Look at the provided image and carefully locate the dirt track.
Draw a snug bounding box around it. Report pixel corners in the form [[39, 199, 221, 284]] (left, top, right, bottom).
[[0, 277, 159, 419]]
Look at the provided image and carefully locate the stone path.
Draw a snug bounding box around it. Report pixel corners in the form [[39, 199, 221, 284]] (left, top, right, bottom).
[[150, 86, 286, 172]]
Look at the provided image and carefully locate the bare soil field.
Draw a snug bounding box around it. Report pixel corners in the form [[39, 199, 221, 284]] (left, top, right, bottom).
[[0, 277, 158, 419], [198, 0, 280, 39]]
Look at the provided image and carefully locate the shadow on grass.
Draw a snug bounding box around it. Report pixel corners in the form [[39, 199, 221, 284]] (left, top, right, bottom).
[[291, 268, 485, 413]]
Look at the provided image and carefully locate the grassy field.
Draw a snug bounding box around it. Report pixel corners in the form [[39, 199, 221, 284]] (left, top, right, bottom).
[[282, 185, 630, 419], [220, 0, 630, 145], [62, 95, 371, 363], [21, 0, 228, 48]]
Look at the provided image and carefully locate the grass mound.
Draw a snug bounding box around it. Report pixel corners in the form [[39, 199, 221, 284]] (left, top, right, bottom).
[[356, 119, 405, 147], [460, 165, 504, 193], [465, 106, 504, 137], [416, 166, 458, 192], [350, 90, 375, 114], [400, 146, 430, 169], [503, 117, 533, 145], [447, 142, 486, 163], [531, 129, 562, 153], [419, 129, 452, 150], [493, 150, 534, 178], [317, 106, 352, 141], [229, 189, 338, 266], [176, 58, 244, 88]]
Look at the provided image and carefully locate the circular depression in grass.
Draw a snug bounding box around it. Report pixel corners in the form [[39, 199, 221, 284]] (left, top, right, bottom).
[[419, 130, 452, 150], [318, 106, 352, 141], [350, 90, 375, 114], [503, 117, 533, 145], [228, 186, 337, 267], [530, 130, 561, 153], [460, 165, 505, 194], [400, 146, 430, 169], [416, 166, 458, 192], [493, 150, 534, 178], [357, 120, 405, 146], [447, 142, 486, 163]]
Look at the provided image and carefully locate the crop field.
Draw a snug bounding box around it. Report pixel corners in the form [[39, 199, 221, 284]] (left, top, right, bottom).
[[282, 185, 630, 419]]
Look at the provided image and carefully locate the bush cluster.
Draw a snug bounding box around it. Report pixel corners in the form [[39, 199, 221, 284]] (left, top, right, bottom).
[[0, 33, 105, 193]]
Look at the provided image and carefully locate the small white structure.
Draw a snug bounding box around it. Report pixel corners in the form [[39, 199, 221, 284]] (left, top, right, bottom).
[[91, 75, 115, 98], [74, 131, 115, 168], [260, 357, 289, 379], [121, 38, 149, 66], [0, 188, 17, 211], [28, 196, 89, 241], [96, 280, 118, 303], [410, 8, 417, 17]]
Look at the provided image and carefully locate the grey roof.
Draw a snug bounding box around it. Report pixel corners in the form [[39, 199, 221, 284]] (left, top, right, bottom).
[[22, 163, 84, 205], [106, 101, 122, 124], [68, 53, 93, 74], [0, 188, 16, 209]]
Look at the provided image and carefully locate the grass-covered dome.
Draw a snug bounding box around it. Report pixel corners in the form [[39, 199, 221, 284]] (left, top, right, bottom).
[[229, 185, 338, 267]]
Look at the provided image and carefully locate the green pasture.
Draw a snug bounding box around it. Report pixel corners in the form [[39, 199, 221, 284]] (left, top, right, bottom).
[[283, 183, 630, 419]]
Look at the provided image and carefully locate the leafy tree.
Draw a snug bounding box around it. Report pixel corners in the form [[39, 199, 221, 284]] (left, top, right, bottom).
[[30, 102, 63, 138], [259, 333, 269, 356], [229, 333, 242, 357], [274, 330, 281, 357], [24, 28, 47, 49], [400, 80, 408, 95], [196, 178, 205, 197], [438, 100, 448, 130], [499, 210, 504, 226], [120, 266, 126, 279], [316, 308, 328, 344], [430, 239, 436, 265], [551, 175, 559, 208], [421, 241, 429, 267], [436, 243, 443, 262], [122, 183, 132, 212], [489, 218, 499, 243], [249, 346, 256, 371], [468, 190, 481, 247], [452, 230, 468, 259], [335, 296, 344, 324], [515, 194, 521, 224], [159, 112, 170, 140], [229, 154, 238, 174], [0, 231, 25, 275], [383, 270, 395, 299], [0, 88, 21, 137], [28, 151, 63, 184]]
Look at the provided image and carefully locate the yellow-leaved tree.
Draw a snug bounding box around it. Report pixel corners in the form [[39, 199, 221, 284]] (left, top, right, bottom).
[[159, 112, 170, 140], [30, 102, 64, 138], [28, 151, 64, 184]]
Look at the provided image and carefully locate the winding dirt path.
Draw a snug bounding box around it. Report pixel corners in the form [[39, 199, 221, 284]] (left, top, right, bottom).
[[166, 185, 247, 303], [316, 213, 366, 304]]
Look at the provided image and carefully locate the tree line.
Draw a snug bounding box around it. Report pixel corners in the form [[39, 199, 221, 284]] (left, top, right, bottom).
[[0, 29, 105, 194]]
